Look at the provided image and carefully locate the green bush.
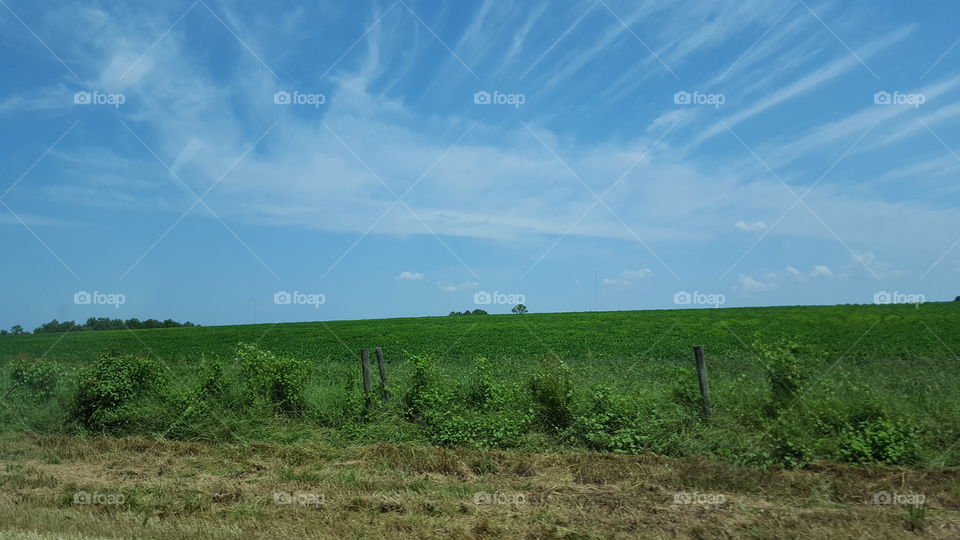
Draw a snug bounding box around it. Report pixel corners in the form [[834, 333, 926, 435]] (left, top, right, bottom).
[[403, 354, 449, 421], [837, 418, 918, 464], [400, 354, 529, 448], [756, 339, 822, 415], [425, 409, 531, 449], [574, 385, 649, 453], [71, 355, 165, 432], [196, 354, 226, 398], [8, 361, 63, 401], [235, 343, 311, 415], [765, 423, 813, 468], [528, 361, 575, 432], [465, 356, 499, 410]]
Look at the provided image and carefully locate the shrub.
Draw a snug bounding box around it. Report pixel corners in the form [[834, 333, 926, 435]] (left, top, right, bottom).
[[667, 366, 702, 409], [574, 385, 649, 453], [235, 343, 311, 415], [765, 422, 813, 468], [425, 409, 531, 449], [71, 355, 165, 432], [528, 361, 575, 432], [403, 355, 450, 421], [8, 361, 63, 401], [196, 354, 226, 398], [756, 339, 822, 415], [465, 356, 499, 410], [837, 418, 919, 464]]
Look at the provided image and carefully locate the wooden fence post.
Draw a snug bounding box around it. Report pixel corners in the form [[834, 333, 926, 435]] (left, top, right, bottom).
[[374, 347, 391, 401], [361, 348, 372, 411], [693, 346, 711, 419]]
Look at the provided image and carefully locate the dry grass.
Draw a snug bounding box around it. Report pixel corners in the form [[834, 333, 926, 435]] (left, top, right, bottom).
[[0, 433, 957, 539]]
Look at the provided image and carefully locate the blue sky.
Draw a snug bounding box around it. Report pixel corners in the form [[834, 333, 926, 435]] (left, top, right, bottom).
[[1, 0, 958, 329]]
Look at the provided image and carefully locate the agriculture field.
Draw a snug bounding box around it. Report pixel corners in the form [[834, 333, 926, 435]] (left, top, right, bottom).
[[1, 303, 959, 538], [3, 302, 959, 365]]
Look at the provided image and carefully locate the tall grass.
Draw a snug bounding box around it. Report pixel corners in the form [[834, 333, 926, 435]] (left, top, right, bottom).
[[1, 332, 956, 468]]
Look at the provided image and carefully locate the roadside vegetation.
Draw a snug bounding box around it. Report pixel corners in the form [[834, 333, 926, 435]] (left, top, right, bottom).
[[1, 303, 957, 469]]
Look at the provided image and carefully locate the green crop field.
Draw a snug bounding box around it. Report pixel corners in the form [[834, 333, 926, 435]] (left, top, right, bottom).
[[1, 303, 959, 538]]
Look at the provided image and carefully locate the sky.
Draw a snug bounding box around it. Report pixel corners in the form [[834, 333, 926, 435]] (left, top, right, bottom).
[[0, 0, 958, 330]]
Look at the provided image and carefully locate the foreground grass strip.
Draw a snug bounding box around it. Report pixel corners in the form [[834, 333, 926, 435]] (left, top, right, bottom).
[[1, 434, 958, 539]]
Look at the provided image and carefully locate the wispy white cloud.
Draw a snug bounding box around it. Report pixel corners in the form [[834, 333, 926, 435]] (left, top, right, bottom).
[[734, 220, 767, 232], [691, 26, 915, 146], [810, 265, 833, 277], [438, 281, 479, 292], [396, 271, 424, 280], [602, 268, 653, 287], [784, 265, 832, 280], [739, 274, 777, 291]]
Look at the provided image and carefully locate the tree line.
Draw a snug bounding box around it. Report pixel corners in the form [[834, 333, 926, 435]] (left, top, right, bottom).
[[448, 309, 489, 316], [1, 318, 198, 336], [448, 304, 528, 316]]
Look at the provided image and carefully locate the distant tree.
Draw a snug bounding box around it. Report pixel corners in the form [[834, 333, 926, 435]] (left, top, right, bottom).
[[34, 319, 79, 334], [955, 296, 960, 302], [0, 329, 8, 336], [471, 309, 488, 315], [10, 325, 24, 335], [511, 304, 528, 314]]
